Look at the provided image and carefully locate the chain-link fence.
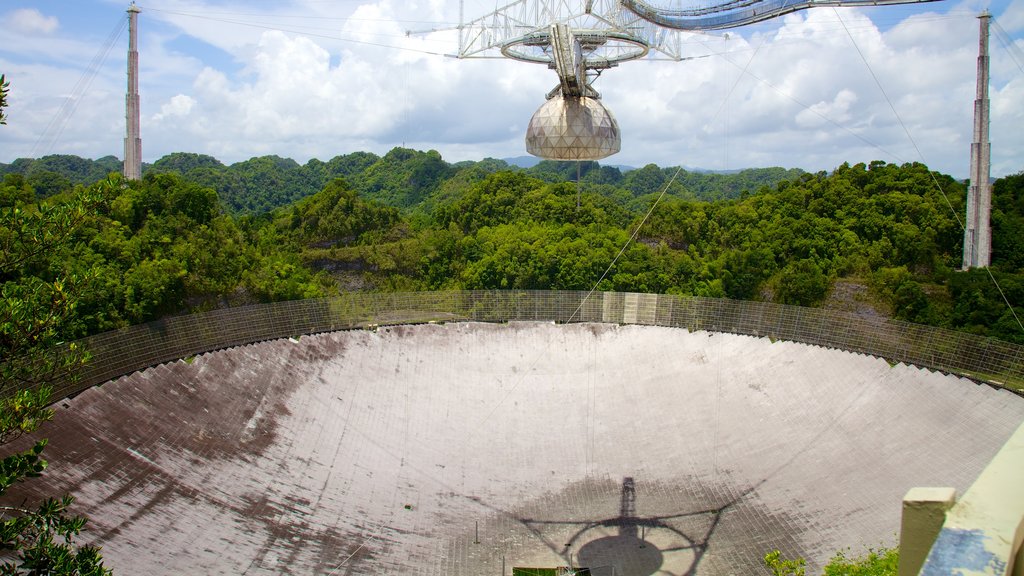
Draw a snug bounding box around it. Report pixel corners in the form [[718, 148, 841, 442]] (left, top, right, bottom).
[[27, 291, 1024, 401]]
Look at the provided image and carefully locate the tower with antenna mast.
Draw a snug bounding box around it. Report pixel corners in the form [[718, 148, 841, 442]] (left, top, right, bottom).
[[124, 2, 142, 180], [963, 10, 992, 270]]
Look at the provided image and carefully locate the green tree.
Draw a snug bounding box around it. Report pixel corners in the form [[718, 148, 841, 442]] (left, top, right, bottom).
[[0, 175, 34, 208], [122, 258, 188, 323], [167, 181, 219, 225], [282, 178, 400, 247], [722, 248, 776, 300], [244, 253, 327, 302], [1, 181, 113, 574], [26, 170, 73, 199], [148, 152, 224, 174], [764, 550, 805, 576], [775, 259, 830, 306], [351, 147, 452, 209], [992, 171, 1024, 272], [822, 548, 897, 576]]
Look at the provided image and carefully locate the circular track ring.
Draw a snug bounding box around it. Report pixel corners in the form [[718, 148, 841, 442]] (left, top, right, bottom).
[[500, 29, 650, 67]]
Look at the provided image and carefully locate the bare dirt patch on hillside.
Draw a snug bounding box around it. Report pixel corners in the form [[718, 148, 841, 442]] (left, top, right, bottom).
[[822, 278, 890, 321]]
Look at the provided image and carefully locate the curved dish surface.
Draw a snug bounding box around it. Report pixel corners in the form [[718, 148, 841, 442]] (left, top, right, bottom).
[[10, 322, 1024, 575]]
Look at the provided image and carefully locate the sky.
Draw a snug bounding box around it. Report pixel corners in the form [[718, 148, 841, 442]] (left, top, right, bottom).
[[1, 0, 1022, 177]]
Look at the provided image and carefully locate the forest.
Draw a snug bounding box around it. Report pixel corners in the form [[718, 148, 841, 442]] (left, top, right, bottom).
[[2, 149, 1023, 346]]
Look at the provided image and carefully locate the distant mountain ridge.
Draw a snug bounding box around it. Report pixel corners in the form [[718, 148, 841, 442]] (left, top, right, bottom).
[[0, 154, 123, 197], [1, 148, 804, 214]]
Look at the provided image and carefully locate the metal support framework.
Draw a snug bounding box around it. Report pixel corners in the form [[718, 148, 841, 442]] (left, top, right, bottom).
[[454, 0, 945, 160], [458, 0, 683, 63], [551, 24, 588, 95], [458, 0, 942, 65]]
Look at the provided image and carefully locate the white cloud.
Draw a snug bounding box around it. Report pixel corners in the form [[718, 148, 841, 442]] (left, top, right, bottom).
[[152, 94, 196, 122], [795, 89, 859, 128], [991, 76, 1024, 176], [597, 4, 1018, 175], [7, 9, 59, 35], [138, 12, 553, 163], [997, 0, 1024, 32], [1, 0, 1022, 178]]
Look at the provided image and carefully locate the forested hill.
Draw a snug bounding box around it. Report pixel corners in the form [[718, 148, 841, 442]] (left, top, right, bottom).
[[2, 150, 1023, 346], [1, 149, 803, 215], [0, 154, 122, 197]]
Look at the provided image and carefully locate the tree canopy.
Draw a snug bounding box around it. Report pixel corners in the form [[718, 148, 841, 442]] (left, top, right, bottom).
[[0, 149, 1020, 343]]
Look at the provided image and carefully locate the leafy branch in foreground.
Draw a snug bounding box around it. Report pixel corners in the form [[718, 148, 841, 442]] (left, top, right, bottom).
[[0, 481, 110, 575], [822, 548, 898, 576], [0, 431, 109, 574], [1, 179, 113, 574], [765, 549, 806, 576]]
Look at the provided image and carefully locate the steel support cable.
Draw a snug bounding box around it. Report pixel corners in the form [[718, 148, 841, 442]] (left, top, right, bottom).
[[30, 16, 127, 159], [588, 334, 596, 475], [699, 41, 909, 165], [468, 42, 767, 433], [697, 14, 962, 230], [985, 267, 1024, 335], [140, 6, 454, 57], [143, 7, 452, 28], [712, 330, 723, 478], [991, 20, 1024, 75], [686, 12, 966, 57], [568, 38, 767, 325], [325, 532, 380, 575], [832, 8, 964, 228], [834, 8, 1024, 336]]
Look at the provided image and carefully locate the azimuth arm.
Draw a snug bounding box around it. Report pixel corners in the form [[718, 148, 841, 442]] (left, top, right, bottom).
[[620, 0, 942, 30]]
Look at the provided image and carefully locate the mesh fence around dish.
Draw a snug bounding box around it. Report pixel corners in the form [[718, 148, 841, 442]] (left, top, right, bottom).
[[15, 291, 1023, 402]]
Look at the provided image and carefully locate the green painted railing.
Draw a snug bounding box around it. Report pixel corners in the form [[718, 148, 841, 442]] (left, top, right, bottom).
[[32, 290, 1024, 401]]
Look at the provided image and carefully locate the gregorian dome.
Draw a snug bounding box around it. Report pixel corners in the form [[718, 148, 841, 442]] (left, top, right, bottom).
[[525, 94, 621, 161]]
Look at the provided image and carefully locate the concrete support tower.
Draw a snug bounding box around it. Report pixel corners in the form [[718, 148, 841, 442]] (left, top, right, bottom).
[[123, 3, 142, 180], [962, 11, 992, 270]]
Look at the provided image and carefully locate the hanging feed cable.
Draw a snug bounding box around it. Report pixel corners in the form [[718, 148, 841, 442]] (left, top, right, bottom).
[[139, 6, 453, 57], [992, 19, 1024, 75]]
